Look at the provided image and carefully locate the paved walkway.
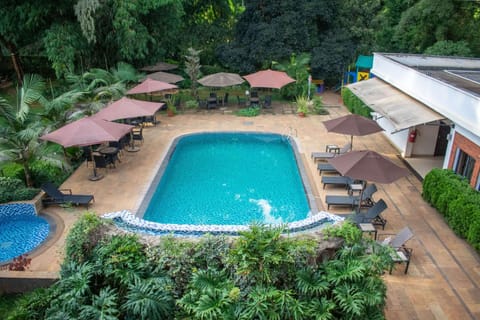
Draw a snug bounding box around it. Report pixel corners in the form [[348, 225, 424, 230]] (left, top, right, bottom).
[[8, 92, 480, 319]]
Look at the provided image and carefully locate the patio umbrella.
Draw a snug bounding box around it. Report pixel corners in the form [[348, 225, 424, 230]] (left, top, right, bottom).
[[198, 72, 245, 87], [146, 71, 184, 84], [127, 78, 178, 95], [95, 97, 164, 121], [323, 114, 384, 149], [328, 150, 410, 211], [140, 62, 178, 72], [243, 69, 295, 89], [40, 117, 134, 180]]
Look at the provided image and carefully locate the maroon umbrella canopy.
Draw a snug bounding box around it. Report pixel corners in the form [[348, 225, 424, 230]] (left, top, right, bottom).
[[127, 78, 178, 95], [95, 97, 164, 121], [328, 150, 410, 184], [323, 114, 384, 148], [41, 117, 134, 180], [40, 117, 134, 148], [243, 69, 295, 89]]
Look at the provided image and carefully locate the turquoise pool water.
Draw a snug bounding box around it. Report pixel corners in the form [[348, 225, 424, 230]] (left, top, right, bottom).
[[141, 132, 313, 226], [0, 204, 50, 263]]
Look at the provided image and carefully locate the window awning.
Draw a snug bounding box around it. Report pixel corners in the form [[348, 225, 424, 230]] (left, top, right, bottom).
[[347, 78, 445, 132]]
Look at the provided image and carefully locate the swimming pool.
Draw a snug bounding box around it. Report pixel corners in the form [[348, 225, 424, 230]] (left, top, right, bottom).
[[140, 132, 314, 225], [0, 204, 50, 263], [103, 132, 342, 235]]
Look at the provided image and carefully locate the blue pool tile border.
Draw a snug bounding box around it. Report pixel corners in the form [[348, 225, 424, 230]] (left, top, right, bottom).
[[0, 203, 37, 218], [102, 210, 344, 236]]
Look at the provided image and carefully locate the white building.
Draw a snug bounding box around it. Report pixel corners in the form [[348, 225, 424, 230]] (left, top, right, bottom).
[[347, 53, 480, 189]]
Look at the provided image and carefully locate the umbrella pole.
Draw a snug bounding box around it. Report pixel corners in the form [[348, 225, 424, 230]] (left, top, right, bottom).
[[88, 146, 104, 181], [356, 181, 366, 213]]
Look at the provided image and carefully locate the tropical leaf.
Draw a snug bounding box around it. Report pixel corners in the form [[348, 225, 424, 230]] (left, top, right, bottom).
[[79, 287, 120, 320], [122, 277, 174, 319], [296, 268, 330, 296]]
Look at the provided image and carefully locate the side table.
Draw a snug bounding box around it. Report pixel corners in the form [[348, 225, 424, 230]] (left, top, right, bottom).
[[358, 223, 377, 240]]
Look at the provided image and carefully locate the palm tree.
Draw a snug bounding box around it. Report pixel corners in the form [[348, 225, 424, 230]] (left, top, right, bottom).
[[0, 74, 66, 187]]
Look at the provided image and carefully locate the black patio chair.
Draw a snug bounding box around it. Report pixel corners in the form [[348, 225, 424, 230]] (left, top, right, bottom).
[[93, 154, 115, 170], [41, 182, 94, 209], [377, 227, 414, 274], [132, 127, 144, 146], [337, 198, 388, 229], [325, 184, 378, 210]]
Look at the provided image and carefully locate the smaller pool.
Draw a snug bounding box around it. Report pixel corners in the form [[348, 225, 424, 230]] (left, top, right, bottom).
[[0, 204, 50, 263]]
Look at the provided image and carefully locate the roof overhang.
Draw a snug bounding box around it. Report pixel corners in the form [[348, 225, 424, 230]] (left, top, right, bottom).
[[347, 78, 445, 132]]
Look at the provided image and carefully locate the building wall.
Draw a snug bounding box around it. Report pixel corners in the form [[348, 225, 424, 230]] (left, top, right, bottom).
[[411, 124, 439, 156], [448, 132, 480, 187], [372, 53, 480, 139]]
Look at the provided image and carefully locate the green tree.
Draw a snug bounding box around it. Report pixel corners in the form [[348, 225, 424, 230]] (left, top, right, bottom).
[[0, 74, 66, 187], [424, 40, 473, 56], [184, 48, 202, 99], [218, 0, 334, 72]]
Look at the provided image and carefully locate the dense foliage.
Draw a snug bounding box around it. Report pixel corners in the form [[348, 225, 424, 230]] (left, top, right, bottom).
[[2, 1, 480, 86], [422, 168, 480, 251], [4, 218, 394, 319]]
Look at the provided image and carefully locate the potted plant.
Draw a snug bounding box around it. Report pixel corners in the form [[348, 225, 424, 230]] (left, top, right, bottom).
[[166, 96, 177, 117], [296, 96, 309, 117]]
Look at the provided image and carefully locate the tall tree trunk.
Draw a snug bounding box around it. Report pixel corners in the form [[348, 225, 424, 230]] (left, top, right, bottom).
[[0, 34, 24, 86]]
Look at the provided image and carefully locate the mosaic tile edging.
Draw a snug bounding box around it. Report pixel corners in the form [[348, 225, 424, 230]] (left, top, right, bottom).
[[0, 203, 37, 219], [102, 210, 345, 236]]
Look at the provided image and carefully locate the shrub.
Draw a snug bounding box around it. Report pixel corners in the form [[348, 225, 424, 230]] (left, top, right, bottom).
[[311, 95, 329, 115], [185, 100, 199, 109], [423, 168, 480, 252], [30, 160, 69, 187], [235, 106, 260, 117], [64, 213, 106, 264], [0, 163, 24, 182], [0, 177, 39, 203], [341, 87, 372, 118]]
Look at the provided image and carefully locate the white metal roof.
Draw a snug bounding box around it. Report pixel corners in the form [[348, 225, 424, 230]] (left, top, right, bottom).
[[347, 78, 445, 132]]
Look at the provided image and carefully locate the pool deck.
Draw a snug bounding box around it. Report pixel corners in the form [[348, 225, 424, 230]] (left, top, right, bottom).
[[3, 92, 480, 319]]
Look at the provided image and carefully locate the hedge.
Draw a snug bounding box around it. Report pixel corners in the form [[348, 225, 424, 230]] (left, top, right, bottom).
[[341, 87, 373, 118], [422, 168, 480, 251]]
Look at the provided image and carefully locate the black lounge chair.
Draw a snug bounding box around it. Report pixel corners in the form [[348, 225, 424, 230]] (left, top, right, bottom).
[[377, 227, 414, 274], [311, 143, 351, 162], [325, 184, 377, 210], [317, 163, 340, 175], [321, 175, 354, 189], [41, 182, 94, 208], [337, 199, 388, 229]]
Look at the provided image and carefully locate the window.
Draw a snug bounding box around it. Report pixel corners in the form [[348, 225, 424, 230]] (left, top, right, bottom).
[[453, 148, 476, 181], [476, 174, 480, 191]]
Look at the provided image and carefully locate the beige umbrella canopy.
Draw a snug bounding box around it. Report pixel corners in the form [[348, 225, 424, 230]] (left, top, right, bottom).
[[243, 69, 295, 89], [140, 62, 178, 72], [146, 71, 184, 84], [95, 97, 164, 121], [198, 72, 245, 87], [323, 114, 384, 149], [127, 78, 178, 95]]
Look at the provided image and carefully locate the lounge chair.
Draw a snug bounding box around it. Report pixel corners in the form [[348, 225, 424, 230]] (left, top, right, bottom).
[[337, 199, 388, 229], [378, 227, 414, 274], [317, 163, 340, 175], [311, 143, 351, 162], [325, 184, 377, 210], [321, 175, 354, 189], [41, 182, 94, 209]]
